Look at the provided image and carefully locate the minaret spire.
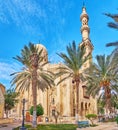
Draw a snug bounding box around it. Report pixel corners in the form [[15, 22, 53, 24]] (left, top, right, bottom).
[[80, 6, 89, 40], [80, 6, 93, 68], [83, 1, 85, 8]]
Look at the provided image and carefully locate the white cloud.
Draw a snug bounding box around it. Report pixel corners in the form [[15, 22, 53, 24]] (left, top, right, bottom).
[[0, 60, 22, 89], [0, 0, 74, 35], [0, 61, 21, 80], [48, 36, 67, 63], [0, 0, 46, 33]]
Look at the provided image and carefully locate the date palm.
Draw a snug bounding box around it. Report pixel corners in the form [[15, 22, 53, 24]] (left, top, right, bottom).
[[105, 11, 118, 67], [56, 41, 91, 121], [98, 90, 118, 114], [86, 54, 118, 113], [11, 43, 55, 127], [104, 11, 118, 47]]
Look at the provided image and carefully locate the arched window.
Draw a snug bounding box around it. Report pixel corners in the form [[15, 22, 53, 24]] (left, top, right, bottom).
[[82, 85, 89, 99], [52, 98, 55, 104]]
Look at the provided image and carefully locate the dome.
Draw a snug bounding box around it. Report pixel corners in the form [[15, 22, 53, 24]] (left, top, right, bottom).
[[35, 44, 47, 53], [35, 44, 48, 62]]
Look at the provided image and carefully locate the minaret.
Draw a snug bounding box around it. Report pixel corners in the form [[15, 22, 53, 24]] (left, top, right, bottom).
[[80, 6, 93, 68]]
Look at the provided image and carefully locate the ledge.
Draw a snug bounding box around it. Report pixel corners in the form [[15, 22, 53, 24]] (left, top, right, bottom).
[[0, 118, 13, 124]]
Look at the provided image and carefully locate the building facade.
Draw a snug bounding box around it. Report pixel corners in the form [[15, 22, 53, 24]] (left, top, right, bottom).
[[0, 83, 5, 118], [11, 7, 97, 121]]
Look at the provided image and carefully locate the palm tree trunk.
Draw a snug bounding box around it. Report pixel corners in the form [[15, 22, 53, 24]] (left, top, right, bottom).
[[75, 78, 80, 122], [5, 110, 8, 118], [30, 53, 38, 128], [32, 69, 37, 127], [105, 86, 111, 115]]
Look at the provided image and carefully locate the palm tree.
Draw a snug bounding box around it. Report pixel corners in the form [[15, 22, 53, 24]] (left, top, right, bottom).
[[105, 11, 118, 66], [11, 43, 55, 127], [110, 94, 118, 113], [97, 98, 105, 115], [56, 41, 91, 121], [98, 90, 118, 115], [85, 54, 118, 113], [104, 11, 118, 47]]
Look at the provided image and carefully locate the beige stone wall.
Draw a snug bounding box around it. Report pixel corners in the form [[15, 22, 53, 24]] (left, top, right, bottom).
[[0, 118, 13, 124], [0, 104, 4, 118], [0, 84, 5, 118]]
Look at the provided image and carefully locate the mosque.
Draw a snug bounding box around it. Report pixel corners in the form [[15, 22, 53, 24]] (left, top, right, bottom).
[[9, 6, 97, 122]]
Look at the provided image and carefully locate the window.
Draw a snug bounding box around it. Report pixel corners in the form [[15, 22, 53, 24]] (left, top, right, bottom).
[[12, 109, 16, 113], [82, 86, 89, 99], [52, 98, 55, 104], [52, 109, 55, 116]]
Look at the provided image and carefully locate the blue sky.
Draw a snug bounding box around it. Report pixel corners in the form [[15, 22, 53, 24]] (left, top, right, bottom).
[[0, 0, 118, 89]]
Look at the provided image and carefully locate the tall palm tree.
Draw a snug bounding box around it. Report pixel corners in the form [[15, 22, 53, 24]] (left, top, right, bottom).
[[11, 43, 55, 127], [105, 11, 118, 67], [98, 90, 118, 114], [85, 54, 118, 113], [110, 94, 118, 113], [104, 11, 118, 47], [97, 98, 105, 115], [56, 41, 91, 121]]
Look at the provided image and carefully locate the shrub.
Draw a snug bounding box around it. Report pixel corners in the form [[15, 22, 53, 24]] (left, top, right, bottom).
[[30, 104, 44, 117], [85, 114, 97, 125], [116, 115, 118, 124]]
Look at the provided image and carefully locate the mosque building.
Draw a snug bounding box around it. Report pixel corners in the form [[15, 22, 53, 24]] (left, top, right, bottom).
[[10, 6, 97, 122]]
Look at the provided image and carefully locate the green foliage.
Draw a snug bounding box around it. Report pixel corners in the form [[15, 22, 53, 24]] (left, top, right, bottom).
[[90, 124, 98, 127], [30, 104, 44, 117], [56, 41, 91, 121], [11, 42, 54, 127], [97, 99, 105, 115], [85, 54, 118, 112], [56, 40, 91, 85], [85, 114, 97, 125], [105, 11, 118, 47], [116, 104, 118, 109], [85, 114, 97, 119], [116, 116, 118, 124], [11, 42, 55, 92], [14, 124, 77, 130], [99, 108, 104, 114], [4, 88, 19, 117]]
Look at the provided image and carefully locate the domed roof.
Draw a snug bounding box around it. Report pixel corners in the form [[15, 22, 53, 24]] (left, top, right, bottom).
[[35, 44, 47, 54], [35, 44, 48, 62]]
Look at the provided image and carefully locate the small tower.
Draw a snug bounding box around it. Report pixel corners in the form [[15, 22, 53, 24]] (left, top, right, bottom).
[[80, 6, 93, 68]]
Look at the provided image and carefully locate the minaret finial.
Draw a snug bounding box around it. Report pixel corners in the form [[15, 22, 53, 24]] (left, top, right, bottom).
[[83, 1, 85, 7], [80, 3, 89, 40], [83, 1, 86, 8]]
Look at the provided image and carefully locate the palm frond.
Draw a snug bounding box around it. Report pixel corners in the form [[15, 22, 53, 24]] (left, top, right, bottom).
[[106, 42, 118, 47], [104, 13, 118, 23], [11, 42, 55, 93], [107, 22, 118, 29]]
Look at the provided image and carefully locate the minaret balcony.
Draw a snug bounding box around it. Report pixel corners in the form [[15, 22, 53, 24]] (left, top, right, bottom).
[[81, 26, 90, 33], [80, 13, 89, 21]]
